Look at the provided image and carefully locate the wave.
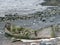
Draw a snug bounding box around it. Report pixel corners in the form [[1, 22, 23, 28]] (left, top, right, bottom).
[[0, 0, 47, 17]]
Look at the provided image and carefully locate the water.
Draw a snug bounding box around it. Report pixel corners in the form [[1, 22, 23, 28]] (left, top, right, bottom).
[[0, 22, 5, 45], [10, 15, 60, 29], [0, 0, 47, 44], [0, 0, 47, 17], [1, 16, 60, 45], [0, 0, 60, 45]]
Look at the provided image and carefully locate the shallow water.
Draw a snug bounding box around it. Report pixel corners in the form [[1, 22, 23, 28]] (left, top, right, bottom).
[[0, 12, 60, 45], [0, 0, 60, 45], [10, 15, 60, 29], [0, 0, 47, 44]]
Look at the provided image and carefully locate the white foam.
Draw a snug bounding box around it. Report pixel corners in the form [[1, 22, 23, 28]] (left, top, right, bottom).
[[0, 0, 47, 16]]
